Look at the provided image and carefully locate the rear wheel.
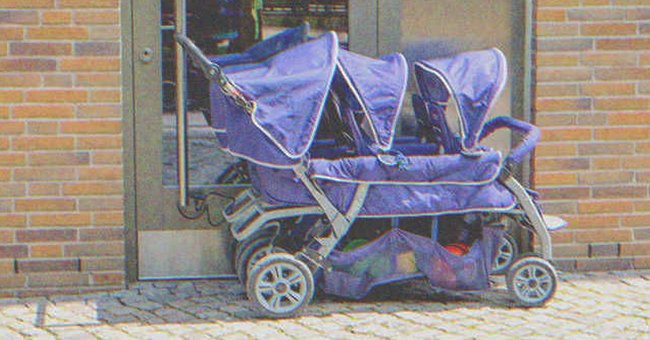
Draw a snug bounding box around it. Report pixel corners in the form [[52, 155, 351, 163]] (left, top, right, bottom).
[[507, 256, 557, 307], [236, 233, 282, 284], [247, 253, 314, 318], [492, 233, 518, 275]]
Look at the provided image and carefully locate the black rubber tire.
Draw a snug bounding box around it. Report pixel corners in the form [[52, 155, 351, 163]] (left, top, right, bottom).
[[492, 233, 519, 275], [233, 229, 275, 278], [506, 256, 558, 308], [247, 253, 314, 318]]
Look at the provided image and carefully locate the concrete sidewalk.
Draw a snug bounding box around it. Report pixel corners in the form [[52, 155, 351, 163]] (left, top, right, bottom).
[[0, 271, 648, 339]]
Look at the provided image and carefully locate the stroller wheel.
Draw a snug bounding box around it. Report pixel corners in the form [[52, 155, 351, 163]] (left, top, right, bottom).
[[492, 233, 518, 275], [236, 234, 285, 284], [247, 253, 314, 318], [234, 229, 274, 277], [507, 256, 557, 308]]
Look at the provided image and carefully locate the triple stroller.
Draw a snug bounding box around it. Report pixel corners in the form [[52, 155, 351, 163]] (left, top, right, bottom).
[[175, 25, 567, 318]]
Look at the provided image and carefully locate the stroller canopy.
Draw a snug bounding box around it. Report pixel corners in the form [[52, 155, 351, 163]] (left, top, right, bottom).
[[208, 32, 408, 167], [415, 48, 507, 151]]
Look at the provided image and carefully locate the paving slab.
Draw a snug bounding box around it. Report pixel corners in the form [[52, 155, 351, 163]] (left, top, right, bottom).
[[0, 271, 648, 339]]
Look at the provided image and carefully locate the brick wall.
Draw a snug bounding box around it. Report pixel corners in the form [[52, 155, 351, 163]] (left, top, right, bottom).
[[534, 0, 650, 271], [0, 0, 123, 297]]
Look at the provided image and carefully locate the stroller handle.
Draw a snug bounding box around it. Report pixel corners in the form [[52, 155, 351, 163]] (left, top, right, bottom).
[[479, 116, 541, 166], [174, 33, 255, 114]]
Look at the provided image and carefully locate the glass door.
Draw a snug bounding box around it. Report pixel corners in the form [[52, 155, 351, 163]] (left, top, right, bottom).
[[131, 0, 350, 279]]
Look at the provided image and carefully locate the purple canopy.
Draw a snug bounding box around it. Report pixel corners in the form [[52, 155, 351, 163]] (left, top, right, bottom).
[[208, 32, 408, 167], [414, 48, 507, 150]]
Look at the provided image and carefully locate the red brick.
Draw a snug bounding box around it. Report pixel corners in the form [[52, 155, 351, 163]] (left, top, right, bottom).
[[58, 0, 118, 8], [578, 143, 634, 156], [0, 27, 23, 40], [16, 229, 77, 243], [30, 245, 62, 258], [597, 38, 650, 50], [0, 245, 28, 258], [579, 201, 634, 214], [42, 74, 73, 87], [74, 42, 119, 56], [79, 167, 122, 181], [567, 8, 625, 21], [64, 242, 123, 257], [582, 53, 637, 67], [0, 0, 54, 8], [91, 151, 122, 165], [17, 259, 79, 273], [594, 127, 649, 141], [0, 154, 25, 166], [534, 172, 578, 186], [580, 83, 635, 96], [576, 258, 633, 271], [0, 74, 40, 87], [76, 73, 120, 87], [28, 183, 60, 196], [14, 168, 76, 181], [593, 157, 621, 169], [74, 10, 119, 25], [26, 121, 60, 134], [608, 112, 650, 126], [77, 136, 122, 149], [541, 128, 591, 142], [10, 42, 71, 55], [537, 68, 591, 82], [63, 182, 122, 196], [0, 184, 25, 197], [31, 213, 91, 227], [579, 171, 633, 185], [535, 158, 590, 171], [60, 58, 120, 72], [79, 227, 122, 241], [576, 229, 633, 243], [77, 104, 120, 118], [0, 91, 23, 103], [0, 260, 15, 274], [0, 275, 26, 289], [535, 113, 576, 127], [41, 11, 72, 25], [536, 84, 578, 98], [15, 199, 75, 212], [12, 105, 74, 119], [596, 68, 650, 81], [12, 137, 74, 151], [28, 273, 89, 288], [78, 198, 122, 211], [94, 212, 123, 226], [80, 257, 122, 271], [536, 9, 567, 22], [27, 27, 88, 40], [26, 90, 87, 103], [91, 272, 123, 286], [61, 121, 121, 134], [622, 216, 650, 227], [536, 144, 577, 157], [535, 98, 591, 112], [593, 185, 647, 199], [536, 54, 579, 67], [537, 23, 579, 37], [28, 152, 89, 166], [581, 23, 637, 36], [539, 187, 590, 200], [0, 215, 26, 228], [564, 215, 619, 229], [0, 10, 39, 24], [594, 98, 650, 111], [622, 156, 650, 169]]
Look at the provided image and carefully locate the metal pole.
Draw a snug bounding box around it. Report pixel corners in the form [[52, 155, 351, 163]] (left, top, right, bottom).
[[175, 0, 189, 208]]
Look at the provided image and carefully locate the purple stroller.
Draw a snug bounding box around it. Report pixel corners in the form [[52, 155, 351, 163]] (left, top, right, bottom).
[[176, 26, 567, 318]]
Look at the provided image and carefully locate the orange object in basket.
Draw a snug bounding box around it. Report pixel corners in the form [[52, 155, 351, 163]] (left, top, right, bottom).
[[444, 243, 470, 256]]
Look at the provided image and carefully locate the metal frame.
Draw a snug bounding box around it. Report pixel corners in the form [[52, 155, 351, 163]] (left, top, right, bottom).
[[175, 0, 190, 208]]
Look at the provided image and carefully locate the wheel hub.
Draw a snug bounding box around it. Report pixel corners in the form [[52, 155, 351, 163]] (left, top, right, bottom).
[[528, 279, 538, 289], [274, 282, 288, 294]]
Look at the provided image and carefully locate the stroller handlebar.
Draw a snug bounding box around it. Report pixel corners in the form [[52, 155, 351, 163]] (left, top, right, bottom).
[[479, 116, 541, 166], [174, 33, 255, 114]]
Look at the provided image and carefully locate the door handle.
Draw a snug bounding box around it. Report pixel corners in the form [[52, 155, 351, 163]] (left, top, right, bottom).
[[139, 48, 154, 63]]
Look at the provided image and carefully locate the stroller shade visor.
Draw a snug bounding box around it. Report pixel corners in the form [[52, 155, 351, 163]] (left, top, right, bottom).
[[415, 48, 507, 150], [208, 30, 408, 167]]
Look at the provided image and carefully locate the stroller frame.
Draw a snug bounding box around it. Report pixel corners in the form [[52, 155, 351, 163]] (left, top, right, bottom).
[[175, 27, 563, 318]]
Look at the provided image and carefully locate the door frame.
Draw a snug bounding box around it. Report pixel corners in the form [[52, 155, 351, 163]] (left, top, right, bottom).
[[121, 0, 138, 283]]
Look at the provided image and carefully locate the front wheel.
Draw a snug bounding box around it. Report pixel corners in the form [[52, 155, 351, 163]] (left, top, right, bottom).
[[506, 256, 557, 307], [247, 253, 314, 318]]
